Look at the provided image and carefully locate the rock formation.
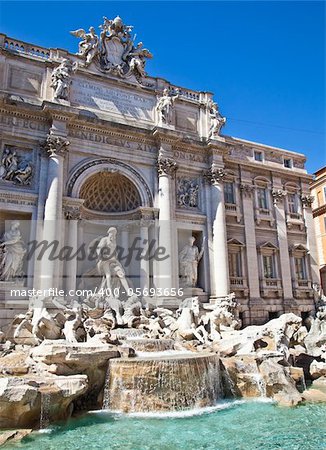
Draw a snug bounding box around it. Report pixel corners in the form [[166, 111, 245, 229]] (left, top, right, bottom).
[[0, 293, 325, 430]]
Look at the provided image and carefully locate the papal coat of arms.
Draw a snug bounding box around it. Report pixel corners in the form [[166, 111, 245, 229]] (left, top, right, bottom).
[[70, 15, 153, 84]]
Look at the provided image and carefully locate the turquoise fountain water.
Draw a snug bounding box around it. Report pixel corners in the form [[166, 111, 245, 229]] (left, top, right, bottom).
[[6, 401, 326, 449]]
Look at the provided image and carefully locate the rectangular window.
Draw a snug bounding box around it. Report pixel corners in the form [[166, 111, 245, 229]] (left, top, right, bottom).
[[284, 158, 292, 168], [324, 217, 326, 232], [254, 151, 263, 162], [324, 186, 326, 202], [287, 193, 298, 214], [228, 252, 242, 277], [224, 182, 235, 204], [295, 257, 306, 280], [257, 187, 268, 209], [263, 255, 275, 278]]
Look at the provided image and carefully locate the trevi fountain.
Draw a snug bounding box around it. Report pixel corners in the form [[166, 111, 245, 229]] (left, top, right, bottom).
[[0, 14, 325, 450]]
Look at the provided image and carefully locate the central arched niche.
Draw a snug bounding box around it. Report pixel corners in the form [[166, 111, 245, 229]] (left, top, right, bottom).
[[79, 171, 141, 213]]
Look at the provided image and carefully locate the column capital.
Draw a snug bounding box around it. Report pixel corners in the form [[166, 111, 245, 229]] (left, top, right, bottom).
[[300, 194, 314, 208], [240, 183, 254, 197], [272, 188, 287, 205], [157, 155, 177, 177], [43, 129, 70, 158], [203, 166, 226, 185], [63, 205, 82, 220]]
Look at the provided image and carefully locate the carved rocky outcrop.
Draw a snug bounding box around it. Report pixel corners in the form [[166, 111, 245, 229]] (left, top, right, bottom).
[[0, 375, 87, 428], [215, 313, 302, 358], [310, 360, 326, 379], [30, 340, 121, 410], [258, 358, 302, 406], [30, 340, 120, 375], [304, 314, 326, 359]]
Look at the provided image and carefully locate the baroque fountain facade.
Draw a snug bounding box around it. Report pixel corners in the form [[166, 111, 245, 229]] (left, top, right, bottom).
[[0, 15, 325, 441]]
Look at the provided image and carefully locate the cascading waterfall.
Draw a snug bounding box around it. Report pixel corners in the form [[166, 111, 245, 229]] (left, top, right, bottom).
[[250, 373, 266, 397], [102, 362, 111, 410], [40, 391, 51, 429], [104, 353, 221, 413]]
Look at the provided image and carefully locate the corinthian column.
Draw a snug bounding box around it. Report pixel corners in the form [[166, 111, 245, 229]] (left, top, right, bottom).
[[63, 204, 82, 296], [301, 194, 320, 285], [156, 154, 177, 297], [40, 129, 70, 293], [204, 166, 229, 299]]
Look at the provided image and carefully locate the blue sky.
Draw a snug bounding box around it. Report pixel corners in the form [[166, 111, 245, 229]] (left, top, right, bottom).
[[0, 1, 325, 173]]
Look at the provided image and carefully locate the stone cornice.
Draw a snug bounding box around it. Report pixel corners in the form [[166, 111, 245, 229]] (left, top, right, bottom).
[[312, 203, 326, 217], [0, 106, 49, 123]]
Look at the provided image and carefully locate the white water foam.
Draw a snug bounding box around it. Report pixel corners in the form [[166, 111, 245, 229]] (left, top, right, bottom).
[[91, 398, 273, 419]]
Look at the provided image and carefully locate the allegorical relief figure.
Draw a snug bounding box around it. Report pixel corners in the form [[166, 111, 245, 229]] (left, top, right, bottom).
[[207, 99, 226, 138], [0, 221, 26, 281], [51, 59, 78, 100], [0, 147, 33, 185], [156, 88, 179, 125], [177, 178, 199, 208], [179, 236, 205, 287]]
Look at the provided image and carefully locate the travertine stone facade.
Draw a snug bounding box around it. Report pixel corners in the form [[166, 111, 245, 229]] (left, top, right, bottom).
[[311, 166, 326, 291], [0, 22, 319, 328]]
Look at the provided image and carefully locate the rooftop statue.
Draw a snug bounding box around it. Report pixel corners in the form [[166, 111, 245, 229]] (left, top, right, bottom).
[[207, 99, 226, 138], [70, 15, 152, 84], [50, 59, 78, 100], [156, 88, 179, 125]]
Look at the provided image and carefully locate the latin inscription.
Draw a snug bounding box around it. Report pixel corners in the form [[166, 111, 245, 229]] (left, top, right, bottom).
[[0, 114, 48, 132], [71, 79, 155, 121], [69, 128, 156, 154]]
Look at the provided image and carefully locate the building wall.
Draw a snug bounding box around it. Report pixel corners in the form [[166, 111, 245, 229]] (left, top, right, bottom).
[[0, 33, 319, 328], [311, 167, 326, 292]]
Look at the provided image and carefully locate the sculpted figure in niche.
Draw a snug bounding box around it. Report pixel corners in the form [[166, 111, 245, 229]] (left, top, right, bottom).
[[96, 227, 130, 295], [156, 88, 179, 124], [179, 236, 205, 287], [51, 59, 77, 100], [208, 99, 226, 138], [0, 221, 26, 281]]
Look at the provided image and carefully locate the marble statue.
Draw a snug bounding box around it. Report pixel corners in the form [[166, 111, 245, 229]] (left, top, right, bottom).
[[179, 236, 205, 287], [0, 148, 33, 185], [173, 297, 209, 343], [207, 99, 226, 138], [126, 42, 152, 82], [51, 59, 77, 100], [156, 88, 179, 125], [71, 16, 152, 83], [201, 293, 240, 340], [0, 221, 26, 281], [96, 227, 130, 295], [70, 27, 99, 66]]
